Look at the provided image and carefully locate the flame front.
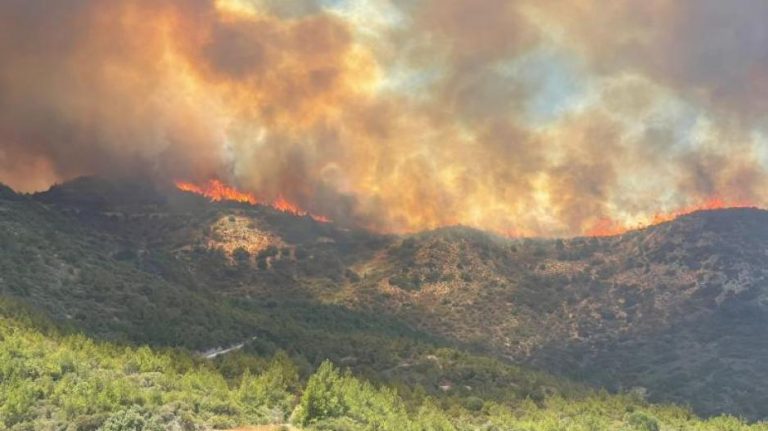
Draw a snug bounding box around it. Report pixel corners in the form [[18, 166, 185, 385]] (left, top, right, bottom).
[[585, 198, 754, 237], [272, 195, 331, 223], [647, 198, 754, 226], [175, 180, 258, 205], [175, 179, 330, 223]]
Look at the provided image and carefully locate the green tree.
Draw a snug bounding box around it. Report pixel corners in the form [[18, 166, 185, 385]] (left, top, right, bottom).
[[292, 361, 346, 425]]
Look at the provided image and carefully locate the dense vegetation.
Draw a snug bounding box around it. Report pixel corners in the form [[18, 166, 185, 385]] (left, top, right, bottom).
[[2, 298, 767, 430]]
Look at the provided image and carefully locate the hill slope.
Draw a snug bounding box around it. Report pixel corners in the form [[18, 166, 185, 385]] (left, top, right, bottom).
[[345, 209, 768, 418], [3, 298, 766, 430], [2, 177, 768, 419]]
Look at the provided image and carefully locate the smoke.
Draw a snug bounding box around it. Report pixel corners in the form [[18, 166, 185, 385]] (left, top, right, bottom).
[[1, 0, 767, 236], [542, 0, 768, 120]]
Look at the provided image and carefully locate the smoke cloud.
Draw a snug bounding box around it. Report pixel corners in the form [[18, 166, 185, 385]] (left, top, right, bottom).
[[1, 0, 767, 236]]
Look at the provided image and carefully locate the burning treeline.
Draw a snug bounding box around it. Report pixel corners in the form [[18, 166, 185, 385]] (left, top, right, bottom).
[[175, 178, 752, 237], [175, 179, 330, 222], [1, 0, 767, 237]]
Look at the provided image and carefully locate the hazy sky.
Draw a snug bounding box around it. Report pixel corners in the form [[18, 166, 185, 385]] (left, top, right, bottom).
[[1, 0, 767, 236]]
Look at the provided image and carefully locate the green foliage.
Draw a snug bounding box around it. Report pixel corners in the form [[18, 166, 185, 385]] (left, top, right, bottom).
[[238, 351, 299, 421], [294, 361, 348, 425], [626, 411, 660, 431], [0, 307, 292, 429], [293, 360, 421, 430], [99, 406, 162, 431], [1, 304, 768, 431], [414, 399, 456, 431], [1, 378, 38, 426], [463, 396, 484, 412]]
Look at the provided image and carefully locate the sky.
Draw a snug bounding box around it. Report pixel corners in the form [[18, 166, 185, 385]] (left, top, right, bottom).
[[0, 0, 767, 236]]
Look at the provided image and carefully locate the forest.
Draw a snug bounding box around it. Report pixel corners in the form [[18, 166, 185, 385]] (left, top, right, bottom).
[[1, 297, 765, 430]]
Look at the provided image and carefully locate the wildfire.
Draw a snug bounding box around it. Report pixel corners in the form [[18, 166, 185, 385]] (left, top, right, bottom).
[[647, 197, 753, 225], [584, 218, 627, 237], [271, 195, 331, 222], [175, 179, 257, 205], [174, 179, 330, 223], [585, 197, 754, 237]]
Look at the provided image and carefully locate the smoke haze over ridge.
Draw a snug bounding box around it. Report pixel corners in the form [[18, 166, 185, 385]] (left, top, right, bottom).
[[1, 0, 767, 236]]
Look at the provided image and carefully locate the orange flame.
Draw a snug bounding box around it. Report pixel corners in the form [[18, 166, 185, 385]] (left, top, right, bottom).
[[585, 197, 754, 237], [272, 194, 331, 223], [584, 218, 626, 237], [647, 197, 753, 225], [174, 179, 330, 223], [175, 179, 257, 205]]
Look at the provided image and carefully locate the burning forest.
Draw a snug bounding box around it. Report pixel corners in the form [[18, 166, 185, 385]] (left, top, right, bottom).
[[175, 179, 330, 222], [1, 0, 767, 236]]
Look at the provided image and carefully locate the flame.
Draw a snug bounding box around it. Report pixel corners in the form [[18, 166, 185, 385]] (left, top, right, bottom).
[[585, 197, 754, 237], [584, 218, 627, 237], [175, 179, 258, 205], [647, 197, 753, 225], [272, 195, 332, 222], [175, 179, 330, 223], [175, 180, 753, 236]]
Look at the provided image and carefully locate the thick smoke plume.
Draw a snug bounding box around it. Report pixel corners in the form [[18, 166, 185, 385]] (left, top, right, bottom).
[[1, 0, 767, 236]]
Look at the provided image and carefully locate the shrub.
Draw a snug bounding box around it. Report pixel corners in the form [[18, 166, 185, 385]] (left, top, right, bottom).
[[99, 406, 163, 431], [626, 411, 660, 431]]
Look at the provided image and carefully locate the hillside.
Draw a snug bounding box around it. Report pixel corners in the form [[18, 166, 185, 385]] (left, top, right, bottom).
[[3, 298, 767, 430], [347, 210, 768, 418], [2, 177, 768, 420]]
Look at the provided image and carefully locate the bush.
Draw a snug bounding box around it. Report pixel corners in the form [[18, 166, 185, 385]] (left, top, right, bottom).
[[464, 396, 485, 412], [626, 411, 660, 431], [99, 406, 163, 431], [1, 379, 38, 426]]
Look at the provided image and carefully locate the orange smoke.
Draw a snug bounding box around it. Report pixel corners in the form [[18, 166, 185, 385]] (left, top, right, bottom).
[[585, 197, 755, 237], [175, 179, 330, 223], [2, 0, 768, 238]]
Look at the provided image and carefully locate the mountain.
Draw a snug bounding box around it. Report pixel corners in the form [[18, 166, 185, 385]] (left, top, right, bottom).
[[2, 177, 768, 423], [348, 209, 768, 418]]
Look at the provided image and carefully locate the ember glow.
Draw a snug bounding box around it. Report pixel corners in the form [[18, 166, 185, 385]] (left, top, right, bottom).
[[2, 0, 768, 236], [175, 179, 330, 223]]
